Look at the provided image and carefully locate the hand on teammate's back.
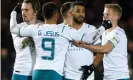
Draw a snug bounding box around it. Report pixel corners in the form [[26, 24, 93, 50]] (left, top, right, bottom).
[[13, 3, 22, 13], [102, 20, 112, 30]]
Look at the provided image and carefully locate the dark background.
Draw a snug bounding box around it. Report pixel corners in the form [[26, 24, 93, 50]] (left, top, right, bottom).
[[1, 0, 133, 80]]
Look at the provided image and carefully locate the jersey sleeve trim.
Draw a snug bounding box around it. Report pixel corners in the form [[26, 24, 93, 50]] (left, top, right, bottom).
[[61, 26, 65, 33], [81, 33, 85, 41], [108, 40, 115, 49]]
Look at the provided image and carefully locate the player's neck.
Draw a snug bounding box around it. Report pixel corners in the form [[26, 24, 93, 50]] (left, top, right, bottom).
[[63, 17, 72, 25], [63, 21, 71, 25], [108, 21, 118, 32], [45, 19, 57, 24], [27, 18, 37, 25], [63, 20, 68, 25], [72, 22, 83, 30]]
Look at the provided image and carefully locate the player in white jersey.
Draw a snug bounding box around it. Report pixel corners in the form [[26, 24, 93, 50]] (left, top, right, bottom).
[[10, 0, 41, 80], [73, 4, 130, 80], [10, 2, 85, 80], [59, 1, 112, 80], [62, 1, 100, 80], [58, 2, 73, 26]]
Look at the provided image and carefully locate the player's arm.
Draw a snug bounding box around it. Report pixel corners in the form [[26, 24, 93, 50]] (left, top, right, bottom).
[[10, 11, 19, 34], [73, 33, 119, 54], [93, 53, 104, 67], [91, 20, 112, 43], [82, 41, 113, 54], [10, 10, 36, 37], [79, 41, 104, 80], [79, 52, 104, 80], [10, 3, 22, 34], [72, 40, 114, 54]]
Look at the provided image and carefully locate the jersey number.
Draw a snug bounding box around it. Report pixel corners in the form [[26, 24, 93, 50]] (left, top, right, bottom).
[[41, 38, 55, 60]]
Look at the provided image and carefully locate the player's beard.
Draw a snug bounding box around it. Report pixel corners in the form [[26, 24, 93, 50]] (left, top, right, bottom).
[[73, 14, 84, 24]]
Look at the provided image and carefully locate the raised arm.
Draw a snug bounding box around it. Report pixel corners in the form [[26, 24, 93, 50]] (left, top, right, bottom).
[[10, 3, 22, 34]]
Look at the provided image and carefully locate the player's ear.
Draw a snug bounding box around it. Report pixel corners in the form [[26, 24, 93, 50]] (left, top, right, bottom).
[[117, 15, 121, 20], [53, 11, 59, 21], [33, 10, 37, 16], [68, 10, 72, 18], [114, 14, 120, 21], [34, 10, 38, 16]]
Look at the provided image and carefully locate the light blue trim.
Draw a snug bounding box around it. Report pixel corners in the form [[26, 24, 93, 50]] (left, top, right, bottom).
[[62, 26, 65, 33], [81, 33, 85, 41], [64, 78, 74, 80], [108, 40, 115, 48], [117, 78, 130, 80], [12, 73, 32, 80], [32, 70, 62, 80]]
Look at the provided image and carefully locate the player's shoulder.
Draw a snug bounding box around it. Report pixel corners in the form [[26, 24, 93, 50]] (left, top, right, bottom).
[[58, 23, 65, 27], [83, 23, 96, 30], [18, 22, 28, 26], [115, 26, 126, 35], [58, 23, 74, 29], [14, 22, 28, 28], [57, 23, 70, 28], [35, 21, 43, 28]]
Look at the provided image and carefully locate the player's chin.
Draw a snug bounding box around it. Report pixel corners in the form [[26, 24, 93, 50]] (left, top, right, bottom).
[[78, 20, 84, 23], [78, 18, 84, 21]]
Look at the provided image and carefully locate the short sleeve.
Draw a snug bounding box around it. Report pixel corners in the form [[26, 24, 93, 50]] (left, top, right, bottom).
[[60, 25, 81, 41], [108, 32, 119, 47]]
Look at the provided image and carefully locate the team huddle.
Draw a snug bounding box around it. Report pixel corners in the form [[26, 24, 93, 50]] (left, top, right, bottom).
[[10, 0, 130, 80]]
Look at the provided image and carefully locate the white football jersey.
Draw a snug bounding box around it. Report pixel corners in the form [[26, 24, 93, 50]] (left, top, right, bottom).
[[11, 22, 36, 76], [64, 23, 101, 79], [10, 11, 40, 75], [11, 23, 82, 76], [102, 26, 129, 79]]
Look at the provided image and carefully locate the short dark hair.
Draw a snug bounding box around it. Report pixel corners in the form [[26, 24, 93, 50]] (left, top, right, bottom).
[[42, 2, 58, 19], [71, 1, 85, 9], [23, 0, 40, 13], [60, 2, 72, 18]]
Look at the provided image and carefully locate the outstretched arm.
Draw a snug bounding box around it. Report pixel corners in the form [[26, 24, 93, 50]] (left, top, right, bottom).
[[72, 40, 113, 54]]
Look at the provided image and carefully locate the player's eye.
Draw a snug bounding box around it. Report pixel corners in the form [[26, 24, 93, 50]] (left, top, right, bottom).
[[76, 10, 80, 13], [25, 9, 28, 12]]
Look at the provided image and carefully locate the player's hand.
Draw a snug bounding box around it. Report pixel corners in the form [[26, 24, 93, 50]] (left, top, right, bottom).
[[71, 40, 80, 47], [72, 40, 89, 49], [101, 20, 112, 30], [79, 64, 95, 80], [13, 3, 22, 13]]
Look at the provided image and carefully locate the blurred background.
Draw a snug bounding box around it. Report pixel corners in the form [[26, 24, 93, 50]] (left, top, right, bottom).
[[1, 0, 133, 80]]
